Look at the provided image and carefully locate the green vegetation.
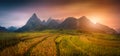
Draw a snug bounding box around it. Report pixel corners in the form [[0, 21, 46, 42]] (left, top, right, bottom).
[[0, 30, 120, 56]]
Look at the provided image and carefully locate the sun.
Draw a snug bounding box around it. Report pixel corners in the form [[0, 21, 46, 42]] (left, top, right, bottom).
[[92, 20, 97, 24], [88, 16, 98, 24]]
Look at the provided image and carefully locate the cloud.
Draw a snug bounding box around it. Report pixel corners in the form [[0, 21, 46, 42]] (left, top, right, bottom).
[[0, 0, 120, 28]]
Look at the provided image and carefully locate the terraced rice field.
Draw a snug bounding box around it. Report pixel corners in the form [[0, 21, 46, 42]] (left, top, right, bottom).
[[0, 30, 120, 56]]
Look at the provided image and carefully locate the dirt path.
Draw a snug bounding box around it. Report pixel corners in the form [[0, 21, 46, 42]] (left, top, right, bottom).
[[54, 36, 61, 56]]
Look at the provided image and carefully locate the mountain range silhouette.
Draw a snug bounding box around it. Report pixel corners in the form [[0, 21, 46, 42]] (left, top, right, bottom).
[[15, 13, 117, 34], [0, 13, 117, 34]]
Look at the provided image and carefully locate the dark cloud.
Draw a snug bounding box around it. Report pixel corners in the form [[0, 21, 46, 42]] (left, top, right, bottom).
[[0, 0, 120, 8]]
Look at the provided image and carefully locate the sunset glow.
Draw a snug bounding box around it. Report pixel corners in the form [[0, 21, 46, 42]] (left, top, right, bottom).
[[0, 1, 120, 56], [91, 20, 97, 24], [0, 0, 120, 29]]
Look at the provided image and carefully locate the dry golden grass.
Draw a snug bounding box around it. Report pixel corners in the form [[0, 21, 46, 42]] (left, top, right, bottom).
[[71, 34, 120, 56], [29, 35, 58, 56], [0, 35, 48, 56], [0, 30, 120, 56], [79, 34, 120, 47]]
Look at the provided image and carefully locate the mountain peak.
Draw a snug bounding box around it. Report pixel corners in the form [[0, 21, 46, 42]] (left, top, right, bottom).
[[27, 13, 41, 23], [16, 13, 44, 32], [80, 16, 87, 18], [78, 16, 92, 24], [48, 17, 52, 20], [46, 17, 54, 24], [48, 17, 53, 21], [31, 13, 38, 19], [66, 17, 77, 20], [58, 17, 77, 29], [79, 16, 89, 21]]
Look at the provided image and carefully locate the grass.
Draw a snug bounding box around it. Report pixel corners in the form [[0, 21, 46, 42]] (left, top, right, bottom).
[[0, 33, 50, 56], [71, 34, 120, 56], [0, 30, 120, 56], [29, 35, 58, 56], [56, 35, 88, 56]]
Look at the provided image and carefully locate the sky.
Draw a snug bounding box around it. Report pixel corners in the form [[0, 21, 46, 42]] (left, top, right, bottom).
[[0, 0, 120, 29]]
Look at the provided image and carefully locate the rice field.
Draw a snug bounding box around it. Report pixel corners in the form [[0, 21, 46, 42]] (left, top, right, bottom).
[[0, 30, 120, 56]]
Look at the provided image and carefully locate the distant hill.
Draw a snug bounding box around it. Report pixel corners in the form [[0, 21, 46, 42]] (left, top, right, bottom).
[[16, 13, 45, 32], [7, 26, 18, 32], [0, 26, 7, 32]]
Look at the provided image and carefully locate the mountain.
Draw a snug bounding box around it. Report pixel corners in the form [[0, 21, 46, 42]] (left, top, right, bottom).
[[58, 17, 78, 29], [77, 16, 94, 30], [41, 20, 46, 25], [0, 26, 7, 32], [92, 23, 117, 34], [77, 16, 116, 34], [46, 18, 60, 29], [118, 30, 120, 34], [16, 13, 117, 34], [7, 26, 17, 32], [116, 28, 120, 34], [16, 13, 45, 32], [59, 16, 117, 34], [46, 17, 53, 25]]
